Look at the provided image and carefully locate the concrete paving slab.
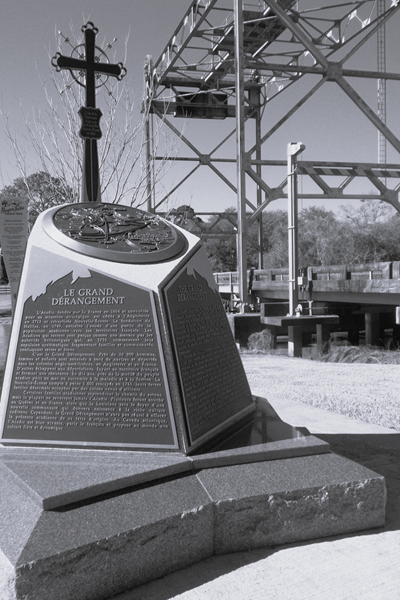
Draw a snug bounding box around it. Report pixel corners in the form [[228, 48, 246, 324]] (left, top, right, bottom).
[[265, 392, 398, 435], [110, 531, 400, 600]]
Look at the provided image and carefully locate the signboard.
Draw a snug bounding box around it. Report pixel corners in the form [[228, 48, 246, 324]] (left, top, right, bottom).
[[0, 196, 28, 309], [78, 106, 103, 139], [164, 260, 253, 445], [1, 269, 178, 449]]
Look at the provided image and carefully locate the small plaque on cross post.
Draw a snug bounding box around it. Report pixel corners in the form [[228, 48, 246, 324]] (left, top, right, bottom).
[[51, 22, 126, 202], [78, 107, 102, 140]]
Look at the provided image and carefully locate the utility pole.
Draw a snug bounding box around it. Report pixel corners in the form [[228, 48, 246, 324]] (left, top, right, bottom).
[[252, 86, 263, 270], [377, 0, 387, 167], [144, 55, 155, 213]]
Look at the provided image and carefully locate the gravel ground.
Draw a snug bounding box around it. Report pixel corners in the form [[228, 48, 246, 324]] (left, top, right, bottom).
[[241, 351, 400, 431]]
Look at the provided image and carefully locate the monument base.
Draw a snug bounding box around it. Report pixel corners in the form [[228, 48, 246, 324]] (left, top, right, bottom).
[[0, 397, 385, 600]]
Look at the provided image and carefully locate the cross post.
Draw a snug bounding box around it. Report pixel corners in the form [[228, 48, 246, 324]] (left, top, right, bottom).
[[52, 22, 126, 202]]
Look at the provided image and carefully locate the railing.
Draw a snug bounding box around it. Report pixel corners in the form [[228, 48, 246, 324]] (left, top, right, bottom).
[[215, 261, 400, 287], [214, 272, 240, 288], [307, 262, 396, 281], [215, 261, 400, 308]]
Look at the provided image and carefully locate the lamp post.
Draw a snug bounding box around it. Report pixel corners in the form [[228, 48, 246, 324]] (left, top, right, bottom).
[[287, 142, 305, 316]]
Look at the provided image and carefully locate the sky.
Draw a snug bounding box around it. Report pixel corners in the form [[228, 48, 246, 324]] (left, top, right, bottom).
[[0, 0, 186, 179], [1, 0, 400, 219]]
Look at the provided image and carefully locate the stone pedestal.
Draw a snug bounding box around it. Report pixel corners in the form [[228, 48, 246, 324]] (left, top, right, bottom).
[[0, 444, 386, 600], [365, 311, 381, 346]]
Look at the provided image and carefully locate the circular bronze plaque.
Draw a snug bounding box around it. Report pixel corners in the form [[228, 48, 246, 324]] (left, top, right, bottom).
[[42, 203, 187, 264]]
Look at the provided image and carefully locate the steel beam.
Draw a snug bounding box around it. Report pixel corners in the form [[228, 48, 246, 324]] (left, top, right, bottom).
[[336, 76, 400, 155], [263, 0, 328, 68], [234, 0, 248, 309], [144, 0, 400, 310]]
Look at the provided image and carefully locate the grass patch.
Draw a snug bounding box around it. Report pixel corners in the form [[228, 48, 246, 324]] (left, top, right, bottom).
[[241, 353, 400, 431], [317, 344, 400, 364]]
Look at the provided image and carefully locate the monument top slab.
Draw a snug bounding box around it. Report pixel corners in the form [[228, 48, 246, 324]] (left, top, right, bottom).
[[43, 202, 187, 264]]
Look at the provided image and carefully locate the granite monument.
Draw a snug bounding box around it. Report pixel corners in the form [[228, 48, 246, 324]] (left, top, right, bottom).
[[0, 201, 254, 453]]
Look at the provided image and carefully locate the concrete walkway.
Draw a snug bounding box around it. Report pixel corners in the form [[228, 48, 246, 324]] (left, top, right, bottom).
[[110, 394, 400, 600]]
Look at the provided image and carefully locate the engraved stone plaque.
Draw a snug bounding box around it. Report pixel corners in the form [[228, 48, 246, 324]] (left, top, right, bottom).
[[163, 256, 253, 446], [1, 269, 178, 449]]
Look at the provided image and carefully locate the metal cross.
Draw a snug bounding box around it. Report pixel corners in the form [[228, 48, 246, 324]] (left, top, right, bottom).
[[52, 22, 127, 203]]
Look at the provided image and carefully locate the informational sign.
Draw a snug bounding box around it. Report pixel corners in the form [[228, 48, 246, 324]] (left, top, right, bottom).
[[164, 263, 253, 445], [78, 107, 103, 139], [1, 269, 178, 449], [0, 196, 28, 310]]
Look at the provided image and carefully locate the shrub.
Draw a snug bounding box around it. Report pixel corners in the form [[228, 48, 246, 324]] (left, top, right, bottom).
[[247, 329, 277, 353]]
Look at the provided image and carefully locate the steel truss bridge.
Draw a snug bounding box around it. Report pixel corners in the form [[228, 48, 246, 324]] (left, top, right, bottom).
[[143, 0, 400, 305]]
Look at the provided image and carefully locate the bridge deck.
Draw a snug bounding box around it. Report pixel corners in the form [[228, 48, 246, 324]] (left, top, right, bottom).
[[215, 261, 400, 306], [215, 262, 400, 352]]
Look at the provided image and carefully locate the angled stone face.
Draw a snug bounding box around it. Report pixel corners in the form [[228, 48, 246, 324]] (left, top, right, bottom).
[[0, 447, 192, 510], [4, 475, 214, 600], [0, 465, 42, 567]]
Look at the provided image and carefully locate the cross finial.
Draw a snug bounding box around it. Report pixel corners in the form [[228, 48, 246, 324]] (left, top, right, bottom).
[[51, 22, 127, 202]]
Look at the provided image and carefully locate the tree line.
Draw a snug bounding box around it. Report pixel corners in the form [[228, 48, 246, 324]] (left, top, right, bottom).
[[168, 202, 400, 272], [1, 175, 400, 273]]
